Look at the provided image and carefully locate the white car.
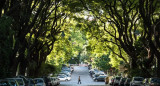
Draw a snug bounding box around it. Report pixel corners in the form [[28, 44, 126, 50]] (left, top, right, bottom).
[[58, 74, 71, 81], [66, 75, 71, 81], [34, 78, 46, 86], [58, 75, 67, 81]]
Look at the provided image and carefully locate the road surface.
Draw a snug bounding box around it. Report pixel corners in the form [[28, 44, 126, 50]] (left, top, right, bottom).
[[60, 66, 108, 86]]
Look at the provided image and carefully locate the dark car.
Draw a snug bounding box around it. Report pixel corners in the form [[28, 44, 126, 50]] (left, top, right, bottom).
[[0, 79, 19, 86], [93, 75, 107, 81], [124, 78, 131, 86], [145, 77, 160, 86], [0, 79, 10, 86], [15, 75, 28, 85], [42, 76, 52, 86], [119, 78, 127, 86], [27, 78, 36, 86]]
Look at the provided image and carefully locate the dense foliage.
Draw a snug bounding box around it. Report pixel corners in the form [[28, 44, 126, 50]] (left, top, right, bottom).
[[0, 0, 160, 78]]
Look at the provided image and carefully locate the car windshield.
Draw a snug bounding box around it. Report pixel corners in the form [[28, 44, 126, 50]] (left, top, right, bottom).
[[59, 76, 65, 78], [95, 74, 99, 77], [35, 79, 43, 83], [134, 78, 144, 81], [16, 79, 24, 85], [99, 76, 106, 78]]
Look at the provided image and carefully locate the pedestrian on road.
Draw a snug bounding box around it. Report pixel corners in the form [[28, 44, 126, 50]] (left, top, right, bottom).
[[78, 76, 81, 84]]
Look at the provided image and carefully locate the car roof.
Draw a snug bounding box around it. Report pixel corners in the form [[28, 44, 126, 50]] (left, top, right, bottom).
[[6, 78, 23, 80]]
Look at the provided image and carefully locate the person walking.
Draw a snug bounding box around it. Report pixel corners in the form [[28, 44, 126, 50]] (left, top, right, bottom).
[[78, 76, 81, 84]]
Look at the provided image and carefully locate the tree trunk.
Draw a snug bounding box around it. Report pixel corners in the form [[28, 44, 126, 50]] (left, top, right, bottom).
[[157, 58, 160, 77], [130, 57, 137, 69], [10, 61, 19, 77], [19, 61, 27, 76]]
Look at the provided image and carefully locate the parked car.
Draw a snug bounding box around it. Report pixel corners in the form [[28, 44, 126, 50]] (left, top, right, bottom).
[[58, 75, 67, 81], [119, 78, 127, 86], [0, 79, 11, 86], [97, 71, 105, 75], [92, 74, 100, 79], [130, 77, 144, 86], [27, 78, 36, 86], [93, 75, 107, 82], [42, 76, 53, 86], [124, 78, 131, 86], [58, 74, 71, 81], [34, 78, 46, 86], [47, 77, 55, 86], [52, 77, 60, 85], [7, 78, 25, 86], [59, 72, 71, 77], [15, 75, 28, 85], [65, 75, 71, 81], [0, 79, 19, 86], [145, 77, 160, 86], [113, 76, 121, 86], [49, 77, 58, 86]]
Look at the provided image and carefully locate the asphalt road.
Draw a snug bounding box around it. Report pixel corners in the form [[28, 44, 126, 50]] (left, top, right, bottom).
[[59, 66, 109, 86]]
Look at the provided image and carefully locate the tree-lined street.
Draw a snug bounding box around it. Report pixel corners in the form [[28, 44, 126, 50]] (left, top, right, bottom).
[[1, 0, 160, 85]]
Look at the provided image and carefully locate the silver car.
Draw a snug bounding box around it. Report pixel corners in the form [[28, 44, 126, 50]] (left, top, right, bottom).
[[130, 77, 144, 86]]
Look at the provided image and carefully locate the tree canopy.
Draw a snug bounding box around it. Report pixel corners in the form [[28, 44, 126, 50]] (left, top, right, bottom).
[[0, 0, 160, 78]]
